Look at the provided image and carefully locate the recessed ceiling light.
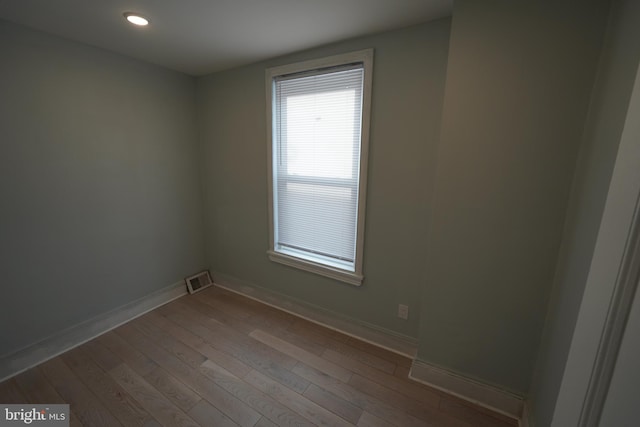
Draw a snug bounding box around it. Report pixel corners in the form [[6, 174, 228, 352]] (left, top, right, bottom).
[[123, 12, 149, 26]]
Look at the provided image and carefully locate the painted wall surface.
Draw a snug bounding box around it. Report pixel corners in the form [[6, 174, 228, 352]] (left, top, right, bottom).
[[528, 0, 640, 424], [197, 21, 451, 339], [549, 59, 640, 427], [0, 21, 205, 357], [418, 0, 610, 394]]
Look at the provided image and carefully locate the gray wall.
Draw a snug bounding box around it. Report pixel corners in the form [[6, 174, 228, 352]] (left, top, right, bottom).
[[418, 0, 610, 394], [197, 20, 451, 340], [528, 0, 640, 424], [0, 21, 205, 357]]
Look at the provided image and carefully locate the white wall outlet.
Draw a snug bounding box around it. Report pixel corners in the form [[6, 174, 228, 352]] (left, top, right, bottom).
[[398, 304, 409, 320]]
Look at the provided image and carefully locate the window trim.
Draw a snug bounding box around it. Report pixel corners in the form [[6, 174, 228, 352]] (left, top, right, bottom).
[[265, 49, 373, 286]]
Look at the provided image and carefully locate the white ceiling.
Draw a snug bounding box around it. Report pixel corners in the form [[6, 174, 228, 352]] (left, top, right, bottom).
[[0, 0, 452, 76]]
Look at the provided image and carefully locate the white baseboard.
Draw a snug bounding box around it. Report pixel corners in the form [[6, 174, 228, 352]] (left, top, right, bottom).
[[0, 280, 187, 383], [409, 359, 524, 421], [213, 274, 418, 358]]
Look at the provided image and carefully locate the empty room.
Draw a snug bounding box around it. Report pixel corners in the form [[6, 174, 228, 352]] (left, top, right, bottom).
[[1, 0, 639, 426]]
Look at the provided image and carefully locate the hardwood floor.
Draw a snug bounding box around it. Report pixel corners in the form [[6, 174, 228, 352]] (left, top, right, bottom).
[[0, 286, 518, 427]]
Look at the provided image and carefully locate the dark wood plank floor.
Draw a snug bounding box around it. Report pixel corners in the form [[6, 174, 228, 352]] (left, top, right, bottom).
[[0, 286, 519, 427]]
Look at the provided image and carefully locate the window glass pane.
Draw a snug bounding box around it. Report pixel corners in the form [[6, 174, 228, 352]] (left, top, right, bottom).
[[278, 181, 357, 262], [285, 89, 356, 179]]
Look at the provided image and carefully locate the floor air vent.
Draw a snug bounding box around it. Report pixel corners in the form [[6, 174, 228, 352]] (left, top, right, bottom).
[[185, 270, 212, 294]]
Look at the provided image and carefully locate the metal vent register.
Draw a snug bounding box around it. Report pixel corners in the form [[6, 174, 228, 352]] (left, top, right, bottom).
[[185, 270, 212, 294]]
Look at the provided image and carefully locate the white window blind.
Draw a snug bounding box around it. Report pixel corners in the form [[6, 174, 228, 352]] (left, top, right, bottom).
[[273, 65, 364, 272]]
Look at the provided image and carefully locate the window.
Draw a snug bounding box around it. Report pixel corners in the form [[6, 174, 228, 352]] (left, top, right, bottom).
[[266, 49, 373, 286]]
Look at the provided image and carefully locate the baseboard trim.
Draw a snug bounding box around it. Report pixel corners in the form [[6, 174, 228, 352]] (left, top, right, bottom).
[[0, 280, 187, 383], [213, 274, 418, 358], [409, 359, 524, 421]]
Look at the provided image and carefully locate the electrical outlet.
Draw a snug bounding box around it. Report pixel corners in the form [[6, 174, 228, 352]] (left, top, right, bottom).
[[398, 304, 409, 320]]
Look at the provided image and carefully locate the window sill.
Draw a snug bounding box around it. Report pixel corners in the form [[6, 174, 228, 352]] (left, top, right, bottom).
[[267, 250, 363, 286]]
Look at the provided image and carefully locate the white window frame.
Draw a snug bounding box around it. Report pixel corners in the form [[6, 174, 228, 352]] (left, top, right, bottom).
[[266, 49, 373, 286]]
